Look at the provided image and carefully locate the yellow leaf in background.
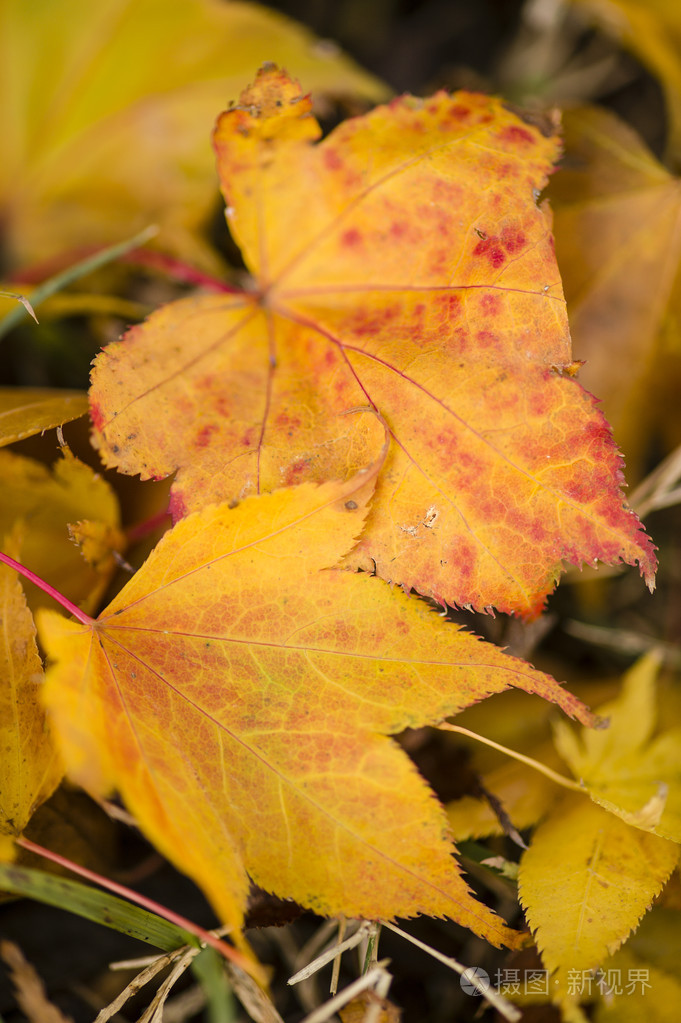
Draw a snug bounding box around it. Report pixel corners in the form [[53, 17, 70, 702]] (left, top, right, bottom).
[[0, 449, 122, 614], [0, 836, 14, 861], [572, 0, 681, 163], [0, 388, 88, 447], [626, 905, 681, 979], [446, 742, 561, 840], [595, 947, 681, 1023], [553, 652, 681, 841], [0, 0, 387, 274], [519, 794, 679, 1011], [0, 536, 62, 836], [549, 105, 681, 479], [68, 520, 126, 577]]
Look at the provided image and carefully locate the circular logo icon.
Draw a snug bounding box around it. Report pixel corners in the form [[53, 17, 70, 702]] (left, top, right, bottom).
[[460, 966, 490, 996]]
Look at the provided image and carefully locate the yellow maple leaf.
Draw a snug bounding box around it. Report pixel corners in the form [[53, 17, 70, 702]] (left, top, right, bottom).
[[89, 68, 655, 619], [37, 473, 594, 946]]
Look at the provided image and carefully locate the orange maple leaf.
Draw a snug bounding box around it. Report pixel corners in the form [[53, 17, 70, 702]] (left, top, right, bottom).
[[89, 67, 655, 617], [37, 473, 593, 945]]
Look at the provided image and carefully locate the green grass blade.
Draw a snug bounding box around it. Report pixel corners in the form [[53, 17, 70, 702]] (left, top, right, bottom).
[[0, 225, 158, 341], [0, 862, 195, 952], [191, 947, 238, 1023]]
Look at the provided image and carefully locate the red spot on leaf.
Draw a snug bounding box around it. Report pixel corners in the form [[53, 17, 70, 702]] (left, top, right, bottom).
[[323, 149, 343, 171], [441, 293, 463, 318], [448, 103, 473, 122], [436, 431, 454, 449], [282, 459, 310, 485], [480, 294, 502, 316], [89, 401, 106, 432], [501, 227, 527, 253], [499, 125, 535, 146], [563, 478, 593, 503], [473, 236, 506, 268], [530, 391, 552, 417], [529, 522, 546, 542], [348, 304, 401, 339], [453, 541, 476, 582], [342, 228, 363, 249], [476, 330, 499, 347], [169, 491, 187, 520], [432, 179, 462, 204], [276, 411, 302, 429], [195, 423, 219, 448]]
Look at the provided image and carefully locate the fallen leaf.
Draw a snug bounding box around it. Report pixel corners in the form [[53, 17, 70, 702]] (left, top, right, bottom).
[[518, 794, 679, 1011], [37, 475, 594, 944], [0, 533, 62, 836], [0, 0, 387, 273], [549, 105, 681, 477], [553, 652, 681, 840], [89, 68, 656, 619], [594, 945, 681, 1023], [0, 388, 88, 447], [0, 449, 122, 613]]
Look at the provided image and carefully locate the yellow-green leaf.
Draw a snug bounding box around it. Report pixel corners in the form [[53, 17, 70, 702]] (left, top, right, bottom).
[[0, 449, 122, 614], [0, 535, 62, 836], [0, 388, 88, 446], [554, 653, 681, 840], [519, 793, 679, 1008]]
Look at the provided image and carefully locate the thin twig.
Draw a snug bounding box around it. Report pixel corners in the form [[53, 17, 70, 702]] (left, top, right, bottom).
[[288, 925, 370, 985], [299, 963, 391, 1023], [330, 917, 346, 996], [381, 922, 521, 1022], [0, 226, 158, 340], [439, 723, 584, 791]]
